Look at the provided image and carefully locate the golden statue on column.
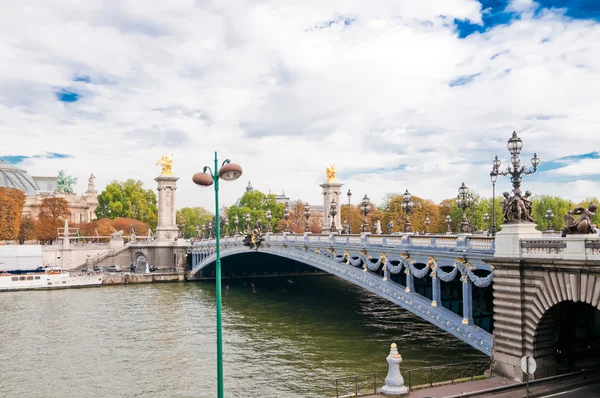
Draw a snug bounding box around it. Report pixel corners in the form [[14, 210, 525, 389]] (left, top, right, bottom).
[[325, 165, 337, 182], [156, 154, 173, 175]]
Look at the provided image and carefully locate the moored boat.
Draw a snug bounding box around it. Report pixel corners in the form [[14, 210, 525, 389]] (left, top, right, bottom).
[[0, 267, 103, 291]]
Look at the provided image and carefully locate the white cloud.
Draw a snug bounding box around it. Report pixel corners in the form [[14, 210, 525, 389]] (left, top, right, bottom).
[[1, 0, 599, 212]]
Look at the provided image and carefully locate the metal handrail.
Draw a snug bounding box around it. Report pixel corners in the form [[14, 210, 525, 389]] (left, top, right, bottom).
[[405, 359, 492, 391], [333, 373, 377, 397]]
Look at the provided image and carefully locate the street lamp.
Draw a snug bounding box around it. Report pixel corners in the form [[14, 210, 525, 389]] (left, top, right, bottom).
[[208, 221, 213, 239], [202, 223, 206, 239], [234, 215, 239, 235], [425, 216, 430, 234], [244, 213, 250, 234], [494, 131, 540, 223], [330, 199, 338, 233], [266, 209, 272, 233], [401, 189, 414, 233], [192, 152, 243, 398], [483, 212, 489, 233], [446, 214, 452, 234], [361, 194, 371, 233], [304, 203, 311, 233], [195, 225, 201, 239], [457, 182, 474, 233], [347, 189, 352, 234], [490, 155, 501, 236], [223, 217, 229, 237], [284, 202, 290, 233], [545, 209, 555, 231]]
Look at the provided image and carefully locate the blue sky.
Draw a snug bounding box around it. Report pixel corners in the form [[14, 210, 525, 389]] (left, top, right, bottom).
[[1, 0, 600, 208]]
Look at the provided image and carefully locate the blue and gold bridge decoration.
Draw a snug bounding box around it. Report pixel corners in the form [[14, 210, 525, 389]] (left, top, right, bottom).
[[187, 233, 495, 356]]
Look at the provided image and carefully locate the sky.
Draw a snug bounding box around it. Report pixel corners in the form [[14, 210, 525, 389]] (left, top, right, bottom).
[[1, 0, 600, 211]]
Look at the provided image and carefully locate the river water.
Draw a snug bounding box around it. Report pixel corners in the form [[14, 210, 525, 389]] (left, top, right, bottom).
[[0, 276, 485, 398]]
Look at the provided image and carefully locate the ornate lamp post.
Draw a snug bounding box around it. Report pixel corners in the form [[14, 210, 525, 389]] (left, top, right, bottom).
[[545, 209, 555, 231], [202, 223, 206, 239], [234, 215, 239, 235], [347, 189, 352, 234], [424, 216, 430, 234], [223, 217, 229, 237], [483, 213, 489, 233], [195, 225, 201, 239], [304, 203, 311, 233], [457, 182, 474, 233], [446, 214, 452, 234], [284, 202, 290, 233], [361, 194, 371, 233], [387, 220, 393, 234], [266, 209, 272, 233], [208, 221, 213, 239], [494, 131, 540, 224], [244, 213, 250, 234], [401, 189, 414, 233], [192, 153, 243, 398], [330, 199, 338, 233], [490, 155, 501, 236]]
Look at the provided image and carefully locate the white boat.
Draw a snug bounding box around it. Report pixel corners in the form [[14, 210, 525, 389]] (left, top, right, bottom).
[[0, 268, 103, 291]]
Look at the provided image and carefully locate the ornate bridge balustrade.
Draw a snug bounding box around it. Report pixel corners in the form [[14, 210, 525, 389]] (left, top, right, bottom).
[[187, 233, 495, 356]]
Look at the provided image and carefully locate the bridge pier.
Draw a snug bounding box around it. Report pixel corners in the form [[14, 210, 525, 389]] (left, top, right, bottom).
[[489, 231, 600, 381]]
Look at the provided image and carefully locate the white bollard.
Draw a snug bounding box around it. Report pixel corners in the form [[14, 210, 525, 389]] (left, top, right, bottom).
[[380, 343, 409, 396]]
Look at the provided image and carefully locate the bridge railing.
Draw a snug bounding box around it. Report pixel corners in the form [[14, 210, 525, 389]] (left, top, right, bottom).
[[521, 236, 600, 261], [194, 233, 495, 252]]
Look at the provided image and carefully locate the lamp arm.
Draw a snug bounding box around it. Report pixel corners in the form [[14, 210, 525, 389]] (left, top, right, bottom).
[[203, 166, 215, 177], [221, 159, 230, 167], [523, 167, 537, 175]]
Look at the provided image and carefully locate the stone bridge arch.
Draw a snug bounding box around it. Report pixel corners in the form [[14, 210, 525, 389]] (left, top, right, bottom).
[[490, 256, 600, 380], [188, 243, 493, 356]]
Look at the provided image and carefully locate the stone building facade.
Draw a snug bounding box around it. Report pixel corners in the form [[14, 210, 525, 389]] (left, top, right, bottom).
[[0, 160, 98, 223]]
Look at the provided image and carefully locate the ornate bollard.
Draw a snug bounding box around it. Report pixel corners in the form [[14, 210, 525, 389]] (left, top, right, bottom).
[[381, 343, 409, 396]]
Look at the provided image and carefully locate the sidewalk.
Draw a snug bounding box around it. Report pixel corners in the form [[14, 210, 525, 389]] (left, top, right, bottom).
[[364, 376, 518, 398]]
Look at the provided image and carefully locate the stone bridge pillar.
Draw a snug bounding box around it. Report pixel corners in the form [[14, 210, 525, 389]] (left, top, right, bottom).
[[155, 173, 179, 242], [489, 224, 600, 381], [320, 180, 343, 233]]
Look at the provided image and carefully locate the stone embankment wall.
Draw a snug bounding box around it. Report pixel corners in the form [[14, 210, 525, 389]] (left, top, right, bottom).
[[103, 272, 184, 285]]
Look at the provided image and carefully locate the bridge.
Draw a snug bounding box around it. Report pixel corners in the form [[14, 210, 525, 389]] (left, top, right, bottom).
[[188, 233, 495, 355], [185, 230, 600, 382]]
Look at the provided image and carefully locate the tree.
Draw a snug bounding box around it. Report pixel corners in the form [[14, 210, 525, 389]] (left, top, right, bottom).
[[531, 195, 573, 231], [18, 218, 36, 244], [96, 179, 158, 229], [176, 207, 214, 238], [225, 191, 284, 234], [36, 197, 70, 244], [0, 187, 24, 241]]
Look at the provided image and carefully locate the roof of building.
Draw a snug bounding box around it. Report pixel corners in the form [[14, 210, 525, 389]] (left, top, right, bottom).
[[0, 160, 40, 196]]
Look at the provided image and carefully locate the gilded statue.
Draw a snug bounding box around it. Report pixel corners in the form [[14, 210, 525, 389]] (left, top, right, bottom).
[[326, 165, 337, 182], [156, 154, 173, 175]]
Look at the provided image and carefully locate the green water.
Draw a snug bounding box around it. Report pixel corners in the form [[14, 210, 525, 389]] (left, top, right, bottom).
[[0, 275, 485, 397]]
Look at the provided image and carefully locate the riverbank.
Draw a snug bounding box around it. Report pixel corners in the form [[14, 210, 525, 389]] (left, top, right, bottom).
[[102, 271, 184, 285]]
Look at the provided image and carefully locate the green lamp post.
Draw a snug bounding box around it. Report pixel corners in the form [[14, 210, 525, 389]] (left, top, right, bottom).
[[192, 152, 243, 398]]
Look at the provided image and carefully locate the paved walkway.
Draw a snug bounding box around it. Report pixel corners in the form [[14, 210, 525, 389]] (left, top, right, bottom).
[[363, 376, 518, 398]]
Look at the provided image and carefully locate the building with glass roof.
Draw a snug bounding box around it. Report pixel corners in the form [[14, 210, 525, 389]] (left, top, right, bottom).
[[0, 160, 98, 223]]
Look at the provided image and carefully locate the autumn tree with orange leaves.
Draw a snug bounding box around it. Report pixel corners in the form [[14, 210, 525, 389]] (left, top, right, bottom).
[[0, 187, 25, 241], [36, 197, 70, 244]]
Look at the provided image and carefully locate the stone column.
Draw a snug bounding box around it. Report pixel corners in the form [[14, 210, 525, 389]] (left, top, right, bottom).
[[320, 181, 343, 233], [155, 174, 180, 242]]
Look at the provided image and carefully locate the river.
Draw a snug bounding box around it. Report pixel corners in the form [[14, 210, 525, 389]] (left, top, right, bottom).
[[0, 276, 486, 397]]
